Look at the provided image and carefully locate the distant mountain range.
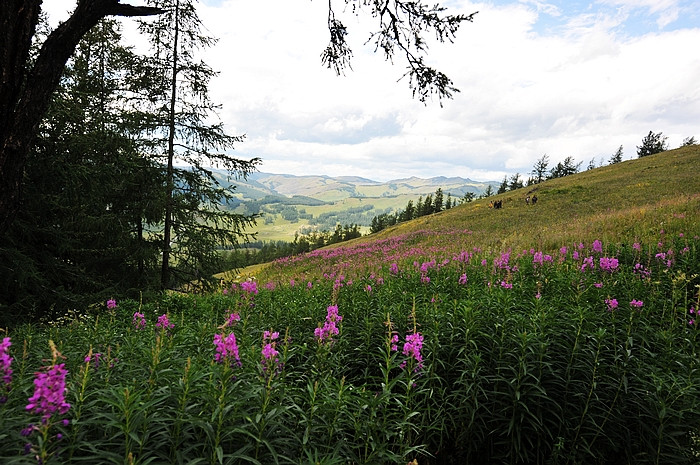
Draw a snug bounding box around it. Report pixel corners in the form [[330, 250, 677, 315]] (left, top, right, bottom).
[[211, 171, 499, 242], [229, 172, 498, 202]]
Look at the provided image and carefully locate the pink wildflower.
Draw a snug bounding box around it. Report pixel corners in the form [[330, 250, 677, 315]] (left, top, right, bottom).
[[240, 280, 258, 295], [401, 332, 424, 371], [0, 337, 12, 402], [261, 330, 281, 374], [106, 299, 117, 309], [155, 314, 174, 331], [224, 312, 241, 328], [26, 363, 71, 420], [630, 299, 644, 309], [84, 353, 102, 368], [458, 273, 468, 285], [132, 312, 146, 330], [390, 334, 399, 352], [213, 333, 241, 367], [599, 256, 619, 273], [314, 305, 343, 345], [592, 240, 603, 253], [605, 298, 618, 311]]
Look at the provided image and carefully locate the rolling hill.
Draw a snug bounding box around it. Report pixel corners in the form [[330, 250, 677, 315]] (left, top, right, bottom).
[[244, 144, 700, 282], [213, 171, 499, 241]]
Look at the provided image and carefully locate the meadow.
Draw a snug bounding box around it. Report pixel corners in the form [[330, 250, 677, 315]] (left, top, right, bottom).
[[1, 232, 699, 464], [1, 148, 700, 464]]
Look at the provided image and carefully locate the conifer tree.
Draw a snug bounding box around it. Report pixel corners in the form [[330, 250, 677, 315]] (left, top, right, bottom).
[[136, 0, 260, 290], [531, 154, 549, 184], [609, 145, 623, 164], [433, 188, 444, 213], [636, 131, 668, 158], [497, 176, 509, 194], [0, 19, 162, 321]]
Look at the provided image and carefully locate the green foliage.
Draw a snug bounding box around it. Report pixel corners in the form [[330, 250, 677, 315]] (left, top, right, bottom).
[[609, 145, 624, 164], [135, 0, 260, 290], [637, 131, 669, 158], [0, 20, 163, 323], [2, 235, 699, 464], [548, 156, 582, 179]]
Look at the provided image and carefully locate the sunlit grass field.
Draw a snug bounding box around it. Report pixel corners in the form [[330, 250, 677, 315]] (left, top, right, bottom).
[[1, 147, 699, 464]]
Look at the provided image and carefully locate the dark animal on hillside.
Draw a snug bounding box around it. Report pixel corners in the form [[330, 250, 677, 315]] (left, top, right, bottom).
[[493, 200, 502, 209], [525, 195, 530, 206], [532, 195, 538, 205]]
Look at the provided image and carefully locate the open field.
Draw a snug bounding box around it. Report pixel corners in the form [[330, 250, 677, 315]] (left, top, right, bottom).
[[1, 147, 699, 464]]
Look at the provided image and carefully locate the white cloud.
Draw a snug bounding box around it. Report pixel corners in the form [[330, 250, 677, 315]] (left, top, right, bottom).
[[42, 0, 700, 181]]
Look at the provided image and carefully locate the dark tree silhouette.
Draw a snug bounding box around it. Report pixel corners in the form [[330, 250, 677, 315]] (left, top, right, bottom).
[[0, 0, 162, 234], [636, 131, 668, 158]]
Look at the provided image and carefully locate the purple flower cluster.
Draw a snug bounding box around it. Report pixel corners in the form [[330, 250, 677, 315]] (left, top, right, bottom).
[[400, 332, 424, 371], [605, 298, 619, 311], [132, 312, 146, 330], [106, 299, 117, 309], [84, 352, 102, 368], [26, 363, 71, 421], [223, 312, 241, 328], [261, 331, 280, 373], [633, 263, 651, 279], [599, 257, 619, 273], [532, 251, 553, 267], [314, 305, 343, 345], [213, 333, 241, 368], [630, 299, 644, 309], [240, 280, 258, 295], [155, 314, 174, 331], [592, 239, 603, 254], [1, 337, 12, 402]]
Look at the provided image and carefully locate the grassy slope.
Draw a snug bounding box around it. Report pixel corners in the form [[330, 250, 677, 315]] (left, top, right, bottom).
[[361, 145, 699, 251], [243, 145, 699, 280]]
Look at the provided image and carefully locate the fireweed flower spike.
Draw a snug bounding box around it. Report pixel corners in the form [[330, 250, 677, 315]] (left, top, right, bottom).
[[261, 331, 281, 375], [26, 363, 71, 420], [314, 305, 343, 345], [0, 337, 12, 402], [240, 280, 258, 295], [630, 299, 644, 309], [106, 299, 117, 309], [401, 332, 424, 372], [155, 314, 174, 331], [605, 298, 619, 311], [24, 342, 71, 464], [132, 312, 146, 330], [213, 333, 242, 368]]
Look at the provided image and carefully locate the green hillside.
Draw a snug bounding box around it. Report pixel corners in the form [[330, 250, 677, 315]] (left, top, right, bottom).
[[215, 171, 496, 242], [251, 145, 700, 282], [6, 147, 699, 465]]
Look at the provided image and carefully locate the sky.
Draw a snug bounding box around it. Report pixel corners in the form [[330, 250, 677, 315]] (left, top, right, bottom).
[[45, 1, 700, 182]]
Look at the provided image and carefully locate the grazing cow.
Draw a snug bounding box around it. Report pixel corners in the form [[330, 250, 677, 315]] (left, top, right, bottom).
[[532, 195, 538, 205]]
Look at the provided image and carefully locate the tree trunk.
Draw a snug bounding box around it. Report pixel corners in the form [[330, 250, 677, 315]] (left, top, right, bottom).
[[161, 0, 181, 290], [0, 0, 162, 235]]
